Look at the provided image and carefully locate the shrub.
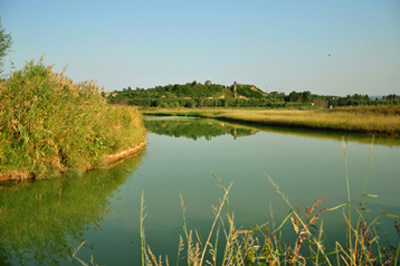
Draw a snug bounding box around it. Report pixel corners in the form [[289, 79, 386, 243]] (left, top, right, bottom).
[[0, 59, 146, 179]]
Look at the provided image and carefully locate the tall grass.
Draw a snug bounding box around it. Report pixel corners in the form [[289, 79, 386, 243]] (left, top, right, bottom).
[[142, 107, 400, 135], [138, 141, 399, 266], [0, 58, 146, 180]]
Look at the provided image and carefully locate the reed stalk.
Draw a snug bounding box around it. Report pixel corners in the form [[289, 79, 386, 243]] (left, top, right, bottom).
[[140, 191, 147, 266]]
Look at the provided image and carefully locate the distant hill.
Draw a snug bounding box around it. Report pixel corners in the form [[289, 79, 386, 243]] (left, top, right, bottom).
[[113, 81, 267, 99], [108, 82, 399, 108]]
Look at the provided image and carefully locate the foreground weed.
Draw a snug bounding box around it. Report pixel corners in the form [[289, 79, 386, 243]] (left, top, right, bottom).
[[138, 140, 399, 266], [326, 138, 400, 265]]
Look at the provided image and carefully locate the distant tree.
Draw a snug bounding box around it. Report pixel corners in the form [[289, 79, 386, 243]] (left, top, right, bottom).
[[289, 91, 300, 102], [302, 91, 312, 103], [0, 18, 13, 75]]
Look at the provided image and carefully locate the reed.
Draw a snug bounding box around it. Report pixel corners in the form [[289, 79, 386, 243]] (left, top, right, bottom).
[[0, 59, 146, 179]]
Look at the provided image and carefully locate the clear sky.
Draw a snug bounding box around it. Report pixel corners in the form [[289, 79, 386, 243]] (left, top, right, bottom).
[[1, 0, 399, 96]]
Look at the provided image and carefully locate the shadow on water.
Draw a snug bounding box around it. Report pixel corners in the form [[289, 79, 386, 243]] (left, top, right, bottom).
[[144, 116, 400, 146], [0, 149, 145, 266]]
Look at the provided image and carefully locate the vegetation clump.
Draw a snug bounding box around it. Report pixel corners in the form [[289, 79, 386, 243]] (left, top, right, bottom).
[[0, 59, 146, 180]]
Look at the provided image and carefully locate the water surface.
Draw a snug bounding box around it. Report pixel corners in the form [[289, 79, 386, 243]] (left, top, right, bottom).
[[0, 116, 399, 265]]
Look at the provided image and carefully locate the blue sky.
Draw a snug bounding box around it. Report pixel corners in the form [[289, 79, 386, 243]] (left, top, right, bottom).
[[1, 0, 399, 96]]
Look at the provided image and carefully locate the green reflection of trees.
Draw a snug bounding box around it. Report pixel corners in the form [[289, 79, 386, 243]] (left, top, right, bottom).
[[144, 119, 257, 141], [146, 117, 400, 146], [0, 150, 144, 266]]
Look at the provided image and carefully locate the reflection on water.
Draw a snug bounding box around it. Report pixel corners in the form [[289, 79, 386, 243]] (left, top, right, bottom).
[[0, 150, 144, 266], [144, 117, 257, 141], [142, 116, 400, 263], [1, 116, 399, 265], [144, 115, 400, 146]]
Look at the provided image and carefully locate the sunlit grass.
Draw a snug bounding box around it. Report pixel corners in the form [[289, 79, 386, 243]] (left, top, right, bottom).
[[0, 59, 146, 180], [142, 107, 400, 135]]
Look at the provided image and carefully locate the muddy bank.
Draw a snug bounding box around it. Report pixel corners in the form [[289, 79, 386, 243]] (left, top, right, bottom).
[[0, 141, 147, 182]]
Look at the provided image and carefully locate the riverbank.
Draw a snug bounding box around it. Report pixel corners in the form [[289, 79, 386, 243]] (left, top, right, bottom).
[[0, 141, 147, 181], [142, 106, 400, 135], [0, 59, 147, 181]]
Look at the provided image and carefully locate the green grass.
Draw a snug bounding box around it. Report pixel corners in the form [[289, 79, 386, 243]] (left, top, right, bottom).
[[142, 107, 400, 135], [0, 58, 146, 180]]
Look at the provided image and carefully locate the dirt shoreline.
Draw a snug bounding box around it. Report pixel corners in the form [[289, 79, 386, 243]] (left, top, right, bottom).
[[0, 141, 147, 182]]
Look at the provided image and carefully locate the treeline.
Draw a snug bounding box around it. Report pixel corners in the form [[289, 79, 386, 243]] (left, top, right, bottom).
[[106, 80, 400, 108], [106, 80, 269, 107], [112, 81, 231, 99], [110, 96, 285, 108], [112, 81, 267, 99], [282, 91, 400, 107]]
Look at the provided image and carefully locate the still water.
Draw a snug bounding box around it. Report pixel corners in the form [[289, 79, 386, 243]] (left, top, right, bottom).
[[0, 116, 399, 265]]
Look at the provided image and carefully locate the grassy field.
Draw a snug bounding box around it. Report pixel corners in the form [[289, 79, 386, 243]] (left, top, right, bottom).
[[142, 106, 400, 135], [0, 59, 146, 180]]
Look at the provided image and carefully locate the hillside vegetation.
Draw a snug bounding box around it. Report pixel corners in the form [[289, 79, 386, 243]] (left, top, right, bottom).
[[114, 81, 266, 98], [0, 59, 146, 180], [108, 81, 400, 108], [108, 82, 272, 107]]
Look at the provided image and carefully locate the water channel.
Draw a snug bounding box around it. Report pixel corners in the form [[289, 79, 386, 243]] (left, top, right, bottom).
[[0, 116, 399, 265]]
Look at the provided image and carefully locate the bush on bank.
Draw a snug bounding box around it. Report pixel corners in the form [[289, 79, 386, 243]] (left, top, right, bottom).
[[0, 59, 146, 180]]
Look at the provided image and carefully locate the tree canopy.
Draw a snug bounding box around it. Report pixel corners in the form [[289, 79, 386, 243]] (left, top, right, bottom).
[[0, 18, 13, 75]]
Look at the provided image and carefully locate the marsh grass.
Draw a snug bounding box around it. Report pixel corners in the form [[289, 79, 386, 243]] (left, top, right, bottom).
[[138, 141, 399, 266], [142, 107, 400, 135], [0, 58, 146, 179]]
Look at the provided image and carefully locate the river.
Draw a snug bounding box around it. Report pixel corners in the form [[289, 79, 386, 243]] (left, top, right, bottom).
[[0, 116, 399, 265]]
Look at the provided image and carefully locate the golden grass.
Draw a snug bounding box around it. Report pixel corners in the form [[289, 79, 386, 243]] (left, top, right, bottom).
[[142, 107, 400, 135]]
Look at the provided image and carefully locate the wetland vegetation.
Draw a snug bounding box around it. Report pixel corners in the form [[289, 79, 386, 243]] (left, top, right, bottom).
[[108, 79, 400, 136], [143, 106, 400, 135], [1, 11, 399, 266], [0, 59, 146, 180]]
